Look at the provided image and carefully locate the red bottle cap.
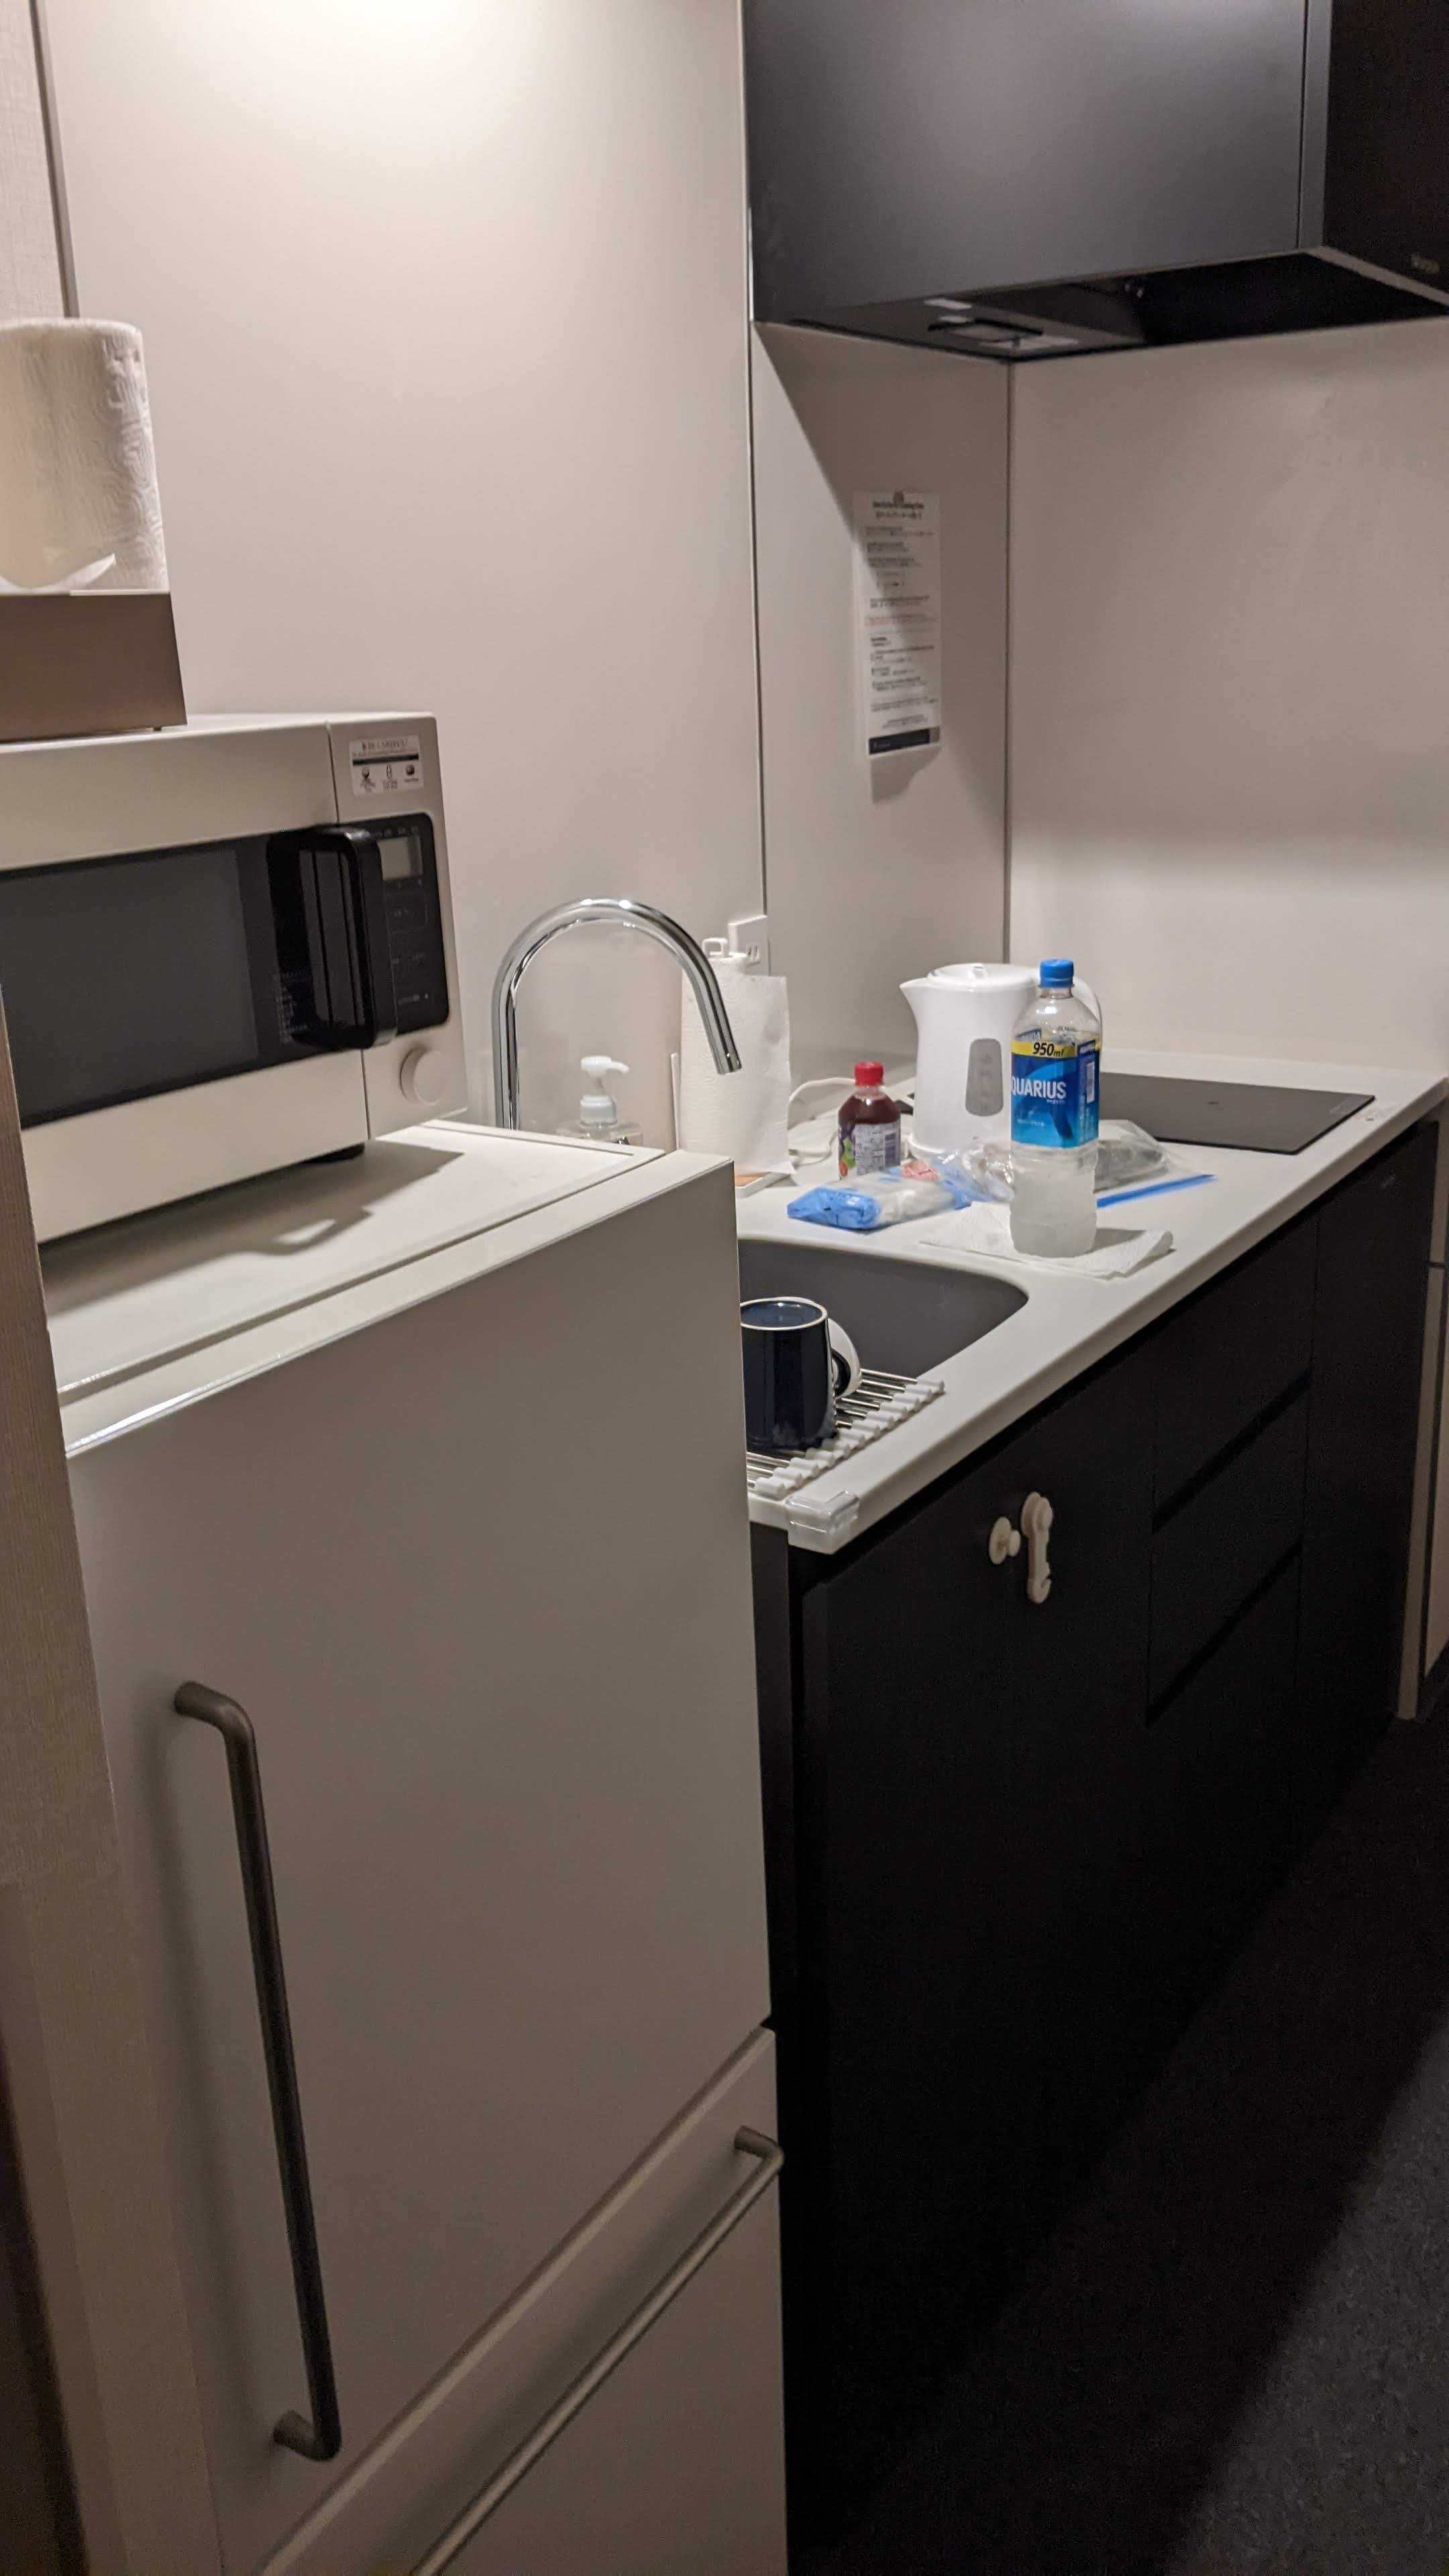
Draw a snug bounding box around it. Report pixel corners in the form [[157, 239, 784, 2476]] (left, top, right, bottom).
[[853, 1061, 885, 1087]]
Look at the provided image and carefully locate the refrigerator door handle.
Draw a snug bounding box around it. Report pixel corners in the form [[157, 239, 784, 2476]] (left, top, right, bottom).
[[411, 2127, 784, 2576], [175, 1680, 343, 2464]]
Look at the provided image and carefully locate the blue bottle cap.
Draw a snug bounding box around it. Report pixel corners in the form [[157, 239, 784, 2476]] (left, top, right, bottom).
[[1040, 957, 1074, 988]]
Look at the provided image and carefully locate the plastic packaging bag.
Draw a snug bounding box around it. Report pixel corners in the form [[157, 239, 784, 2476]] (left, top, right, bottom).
[[916, 1120, 1172, 1204], [1094, 1120, 1172, 1193], [920, 1144, 1014, 1204], [787, 1157, 981, 1232]]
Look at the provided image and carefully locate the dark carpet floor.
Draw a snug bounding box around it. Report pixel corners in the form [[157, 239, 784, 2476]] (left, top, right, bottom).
[[808, 1712, 1449, 2576]]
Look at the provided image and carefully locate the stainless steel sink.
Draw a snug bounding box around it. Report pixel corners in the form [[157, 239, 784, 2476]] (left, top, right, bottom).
[[738, 1235, 1024, 1379]]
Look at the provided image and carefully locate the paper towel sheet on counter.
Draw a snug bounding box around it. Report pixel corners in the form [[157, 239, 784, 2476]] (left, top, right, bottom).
[[678, 964, 792, 1176], [920, 1200, 1173, 1277]]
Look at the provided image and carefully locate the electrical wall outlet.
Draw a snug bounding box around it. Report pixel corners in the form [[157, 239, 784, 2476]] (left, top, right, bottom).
[[727, 911, 770, 970]]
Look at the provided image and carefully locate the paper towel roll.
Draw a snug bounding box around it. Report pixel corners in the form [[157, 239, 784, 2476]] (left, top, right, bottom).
[[679, 961, 792, 1174], [0, 320, 168, 591]]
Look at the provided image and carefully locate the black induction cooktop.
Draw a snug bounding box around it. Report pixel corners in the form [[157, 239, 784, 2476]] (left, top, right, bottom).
[[1099, 1073, 1373, 1155]]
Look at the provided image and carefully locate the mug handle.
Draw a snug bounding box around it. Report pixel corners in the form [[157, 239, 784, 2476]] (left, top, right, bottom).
[[829, 1323, 862, 1400]]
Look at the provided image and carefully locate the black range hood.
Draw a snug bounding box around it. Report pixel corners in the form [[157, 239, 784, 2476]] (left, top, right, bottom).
[[742, 1, 1449, 361]]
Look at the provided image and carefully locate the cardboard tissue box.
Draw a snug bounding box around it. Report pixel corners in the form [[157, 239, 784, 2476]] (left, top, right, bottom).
[[0, 590, 185, 742]]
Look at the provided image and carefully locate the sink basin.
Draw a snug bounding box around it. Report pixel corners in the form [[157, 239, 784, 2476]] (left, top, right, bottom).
[[738, 1235, 1024, 1378]]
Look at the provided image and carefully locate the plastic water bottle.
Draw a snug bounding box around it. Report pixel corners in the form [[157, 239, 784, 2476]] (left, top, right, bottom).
[[1010, 959, 1102, 1256]]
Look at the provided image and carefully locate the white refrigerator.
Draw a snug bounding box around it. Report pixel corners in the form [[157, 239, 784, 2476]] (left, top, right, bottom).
[[46, 1124, 785, 2575]]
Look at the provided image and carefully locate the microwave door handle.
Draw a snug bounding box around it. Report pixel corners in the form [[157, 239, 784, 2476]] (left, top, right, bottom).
[[341, 828, 398, 1048], [325, 827, 397, 1048], [276, 828, 398, 1050]]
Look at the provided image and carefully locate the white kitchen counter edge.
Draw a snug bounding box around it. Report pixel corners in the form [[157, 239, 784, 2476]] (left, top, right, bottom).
[[739, 1052, 1449, 1554]]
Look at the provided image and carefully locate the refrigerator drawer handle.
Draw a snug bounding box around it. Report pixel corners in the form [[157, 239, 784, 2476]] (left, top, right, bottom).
[[411, 2126, 784, 2576], [175, 1681, 342, 2464]]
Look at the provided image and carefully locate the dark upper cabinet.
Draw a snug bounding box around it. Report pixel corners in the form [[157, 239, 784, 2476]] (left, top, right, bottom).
[[741, 0, 1449, 361], [745, 0, 1307, 318], [1296, 1122, 1436, 1833]]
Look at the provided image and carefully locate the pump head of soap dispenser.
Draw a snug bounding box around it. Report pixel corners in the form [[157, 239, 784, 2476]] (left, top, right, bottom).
[[579, 1056, 629, 1130], [570, 1056, 643, 1147]]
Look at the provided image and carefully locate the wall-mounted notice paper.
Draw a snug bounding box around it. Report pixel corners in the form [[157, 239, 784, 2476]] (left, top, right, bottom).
[[853, 489, 942, 757]]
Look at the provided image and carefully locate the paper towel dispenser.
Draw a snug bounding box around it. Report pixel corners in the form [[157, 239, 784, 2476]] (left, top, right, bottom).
[[742, 0, 1449, 360]]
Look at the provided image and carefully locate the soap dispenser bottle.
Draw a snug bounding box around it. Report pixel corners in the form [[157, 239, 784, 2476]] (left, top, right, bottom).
[[561, 1055, 644, 1147]]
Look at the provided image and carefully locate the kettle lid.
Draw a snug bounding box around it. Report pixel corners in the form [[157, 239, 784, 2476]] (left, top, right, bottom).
[[927, 960, 1034, 989]]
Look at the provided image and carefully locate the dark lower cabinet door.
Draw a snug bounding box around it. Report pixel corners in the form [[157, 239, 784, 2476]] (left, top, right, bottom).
[[1297, 1124, 1436, 1835], [792, 1466, 1010, 2534], [792, 1352, 1154, 2530], [1140, 1558, 1299, 2061], [1004, 1358, 1156, 2220]]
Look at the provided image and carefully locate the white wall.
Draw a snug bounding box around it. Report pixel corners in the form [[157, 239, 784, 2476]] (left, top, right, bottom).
[[42, 0, 763, 1140], [0, 0, 63, 318], [37, 11, 1013, 1131], [752, 327, 1009, 1081], [1009, 319, 1449, 1069]]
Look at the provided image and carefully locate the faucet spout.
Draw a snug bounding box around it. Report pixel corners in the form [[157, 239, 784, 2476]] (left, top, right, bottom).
[[490, 896, 743, 1130]]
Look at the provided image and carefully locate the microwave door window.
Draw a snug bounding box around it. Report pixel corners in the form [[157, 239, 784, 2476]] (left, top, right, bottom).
[[0, 844, 262, 1125]]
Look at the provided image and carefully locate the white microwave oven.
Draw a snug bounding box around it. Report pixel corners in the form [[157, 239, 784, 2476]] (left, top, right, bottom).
[[0, 714, 466, 1242]]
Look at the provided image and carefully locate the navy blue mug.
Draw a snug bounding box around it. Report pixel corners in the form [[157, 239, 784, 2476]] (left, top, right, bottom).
[[741, 1296, 862, 1454]]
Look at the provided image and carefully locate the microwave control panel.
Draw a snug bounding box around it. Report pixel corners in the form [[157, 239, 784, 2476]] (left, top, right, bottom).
[[376, 815, 449, 1032]]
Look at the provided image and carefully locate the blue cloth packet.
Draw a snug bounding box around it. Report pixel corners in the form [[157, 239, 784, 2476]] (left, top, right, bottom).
[[787, 1186, 882, 1232]]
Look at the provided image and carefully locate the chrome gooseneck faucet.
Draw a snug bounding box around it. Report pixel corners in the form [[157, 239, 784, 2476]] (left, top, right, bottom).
[[491, 896, 743, 1130]]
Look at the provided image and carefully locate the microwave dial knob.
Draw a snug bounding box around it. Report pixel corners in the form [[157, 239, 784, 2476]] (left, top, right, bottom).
[[400, 1046, 448, 1108]]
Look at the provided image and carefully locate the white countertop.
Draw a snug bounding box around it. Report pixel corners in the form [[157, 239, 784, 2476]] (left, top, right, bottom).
[[739, 1051, 1448, 1553]]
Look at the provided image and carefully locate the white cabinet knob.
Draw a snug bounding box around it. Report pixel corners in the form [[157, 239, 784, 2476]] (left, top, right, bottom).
[[988, 1515, 1022, 1567], [1020, 1491, 1054, 1605], [400, 1046, 448, 1108]]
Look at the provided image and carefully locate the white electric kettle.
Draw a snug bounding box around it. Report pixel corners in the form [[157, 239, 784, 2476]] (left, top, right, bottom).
[[902, 961, 1099, 1157]]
